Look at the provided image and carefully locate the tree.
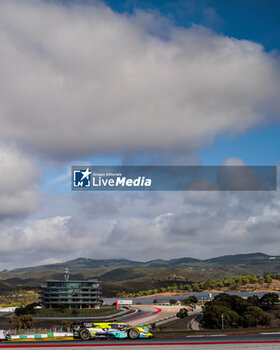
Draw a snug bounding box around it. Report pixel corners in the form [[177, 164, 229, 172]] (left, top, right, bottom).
[[224, 279, 236, 287], [15, 307, 24, 317], [247, 295, 260, 306], [264, 274, 273, 284], [169, 299, 177, 305], [241, 312, 258, 327], [15, 303, 40, 317], [241, 306, 265, 327], [241, 277, 250, 285], [192, 283, 200, 292], [203, 304, 239, 329], [213, 294, 247, 314], [188, 296, 198, 304], [230, 296, 248, 314], [203, 293, 272, 329], [199, 281, 206, 289], [19, 314, 33, 330], [259, 313, 271, 326], [260, 293, 279, 310], [9, 316, 20, 329], [183, 296, 198, 305], [176, 308, 188, 319], [183, 284, 191, 291], [212, 293, 233, 308], [249, 275, 258, 284], [210, 282, 218, 289]]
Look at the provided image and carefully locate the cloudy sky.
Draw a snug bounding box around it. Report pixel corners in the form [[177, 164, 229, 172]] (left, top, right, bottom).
[[0, 0, 279, 270]]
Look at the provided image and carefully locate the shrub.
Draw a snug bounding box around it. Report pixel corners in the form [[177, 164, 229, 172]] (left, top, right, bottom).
[[71, 309, 79, 316], [20, 314, 34, 330], [61, 321, 73, 331], [15, 303, 39, 317]]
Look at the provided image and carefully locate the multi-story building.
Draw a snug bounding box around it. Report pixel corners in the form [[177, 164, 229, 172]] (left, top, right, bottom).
[[40, 279, 102, 309]]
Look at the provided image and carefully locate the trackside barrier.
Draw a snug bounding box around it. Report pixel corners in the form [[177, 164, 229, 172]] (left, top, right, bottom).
[[10, 332, 72, 340], [33, 307, 130, 320], [6, 307, 161, 342]]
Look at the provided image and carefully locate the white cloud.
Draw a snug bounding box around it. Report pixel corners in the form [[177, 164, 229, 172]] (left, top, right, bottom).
[[0, 1, 279, 269], [0, 216, 72, 269], [1, 188, 280, 269], [0, 0, 279, 159], [223, 157, 245, 166], [0, 143, 39, 218]]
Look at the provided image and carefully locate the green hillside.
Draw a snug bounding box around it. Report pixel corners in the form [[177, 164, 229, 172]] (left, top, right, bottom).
[[9, 258, 142, 274], [206, 252, 271, 265], [1, 252, 280, 295], [0, 280, 15, 291]]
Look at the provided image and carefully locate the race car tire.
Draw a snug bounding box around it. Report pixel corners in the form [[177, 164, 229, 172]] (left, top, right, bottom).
[[128, 328, 140, 339], [79, 329, 91, 341]]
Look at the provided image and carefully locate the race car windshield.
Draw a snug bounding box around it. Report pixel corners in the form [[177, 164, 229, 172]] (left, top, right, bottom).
[[111, 324, 130, 330]]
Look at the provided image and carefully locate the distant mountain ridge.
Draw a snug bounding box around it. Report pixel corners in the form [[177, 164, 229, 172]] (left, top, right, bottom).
[[204, 252, 270, 264], [1, 252, 280, 293], [5, 252, 278, 274], [10, 258, 142, 274]]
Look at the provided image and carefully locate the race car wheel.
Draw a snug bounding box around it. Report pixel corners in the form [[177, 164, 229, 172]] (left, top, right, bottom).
[[128, 328, 140, 339], [79, 329, 91, 341]]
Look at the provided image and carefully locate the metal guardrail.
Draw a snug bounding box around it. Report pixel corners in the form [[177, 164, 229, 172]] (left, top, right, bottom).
[[33, 307, 130, 320], [10, 332, 72, 340]]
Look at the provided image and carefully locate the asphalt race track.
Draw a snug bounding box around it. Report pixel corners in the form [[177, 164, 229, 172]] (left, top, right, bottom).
[[2, 334, 280, 349], [2, 307, 280, 349], [117, 306, 158, 322]]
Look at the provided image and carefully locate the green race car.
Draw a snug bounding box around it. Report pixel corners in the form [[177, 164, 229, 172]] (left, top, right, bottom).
[[73, 322, 153, 340]]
